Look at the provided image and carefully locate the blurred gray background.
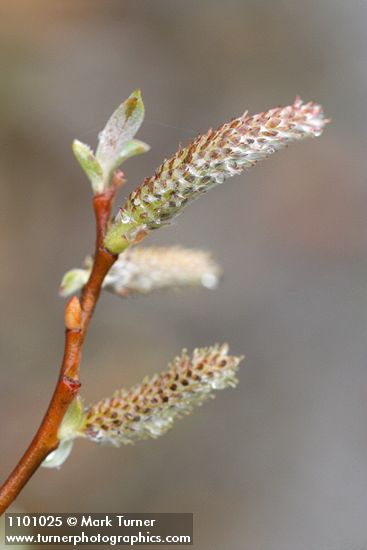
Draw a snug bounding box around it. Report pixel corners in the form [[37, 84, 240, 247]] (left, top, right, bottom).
[[1, 1, 367, 549]]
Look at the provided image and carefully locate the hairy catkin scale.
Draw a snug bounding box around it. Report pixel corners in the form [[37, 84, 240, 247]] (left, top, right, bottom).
[[103, 246, 221, 295], [104, 98, 328, 254], [80, 344, 243, 446]]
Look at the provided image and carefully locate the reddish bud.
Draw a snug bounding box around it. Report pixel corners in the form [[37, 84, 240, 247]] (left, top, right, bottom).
[[64, 296, 82, 330]]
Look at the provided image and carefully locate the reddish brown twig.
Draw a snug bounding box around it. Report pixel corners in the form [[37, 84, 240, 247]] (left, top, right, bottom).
[[0, 183, 119, 515]]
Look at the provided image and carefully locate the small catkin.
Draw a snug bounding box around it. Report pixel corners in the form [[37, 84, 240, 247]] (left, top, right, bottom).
[[79, 344, 243, 446], [103, 246, 221, 296], [59, 246, 221, 297], [104, 97, 328, 254]]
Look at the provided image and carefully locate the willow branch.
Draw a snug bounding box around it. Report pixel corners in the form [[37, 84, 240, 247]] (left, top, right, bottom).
[[0, 186, 118, 515]]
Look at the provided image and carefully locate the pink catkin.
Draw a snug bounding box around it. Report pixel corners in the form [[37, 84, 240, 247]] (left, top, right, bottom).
[[80, 344, 243, 446]]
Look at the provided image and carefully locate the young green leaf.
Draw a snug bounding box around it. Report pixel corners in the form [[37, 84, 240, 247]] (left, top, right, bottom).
[[58, 397, 85, 442], [72, 140, 104, 193], [59, 268, 89, 297], [96, 90, 145, 180], [41, 397, 84, 469], [113, 138, 150, 168], [41, 440, 75, 469]]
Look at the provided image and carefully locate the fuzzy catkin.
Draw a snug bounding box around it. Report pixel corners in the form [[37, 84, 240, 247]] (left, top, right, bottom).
[[103, 246, 221, 296], [104, 97, 328, 254], [59, 246, 221, 297], [80, 344, 243, 446]]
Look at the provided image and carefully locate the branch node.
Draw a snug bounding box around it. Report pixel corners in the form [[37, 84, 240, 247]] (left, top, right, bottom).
[[62, 376, 81, 395]]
